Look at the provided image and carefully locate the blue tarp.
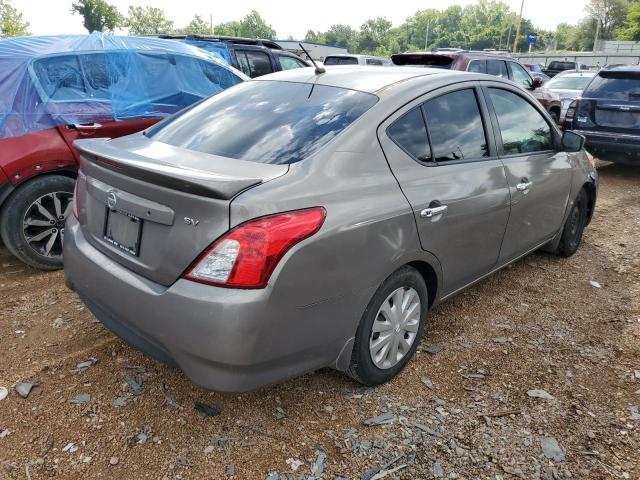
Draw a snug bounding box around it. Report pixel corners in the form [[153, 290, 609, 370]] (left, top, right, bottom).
[[179, 39, 233, 65], [0, 33, 246, 139]]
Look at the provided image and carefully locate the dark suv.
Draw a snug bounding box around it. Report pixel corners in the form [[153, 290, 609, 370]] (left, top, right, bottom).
[[159, 35, 309, 78], [564, 65, 640, 164], [391, 51, 562, 122], [543, 60, 588, 78]]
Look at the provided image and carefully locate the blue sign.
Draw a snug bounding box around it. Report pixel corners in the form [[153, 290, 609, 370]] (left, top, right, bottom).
[[526, 32, 537, 46]]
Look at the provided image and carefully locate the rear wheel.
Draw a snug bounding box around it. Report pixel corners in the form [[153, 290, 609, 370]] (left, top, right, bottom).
[[0, 175, 75, 270], [347, 266, 428, 386], [556, 189, 588, 257]]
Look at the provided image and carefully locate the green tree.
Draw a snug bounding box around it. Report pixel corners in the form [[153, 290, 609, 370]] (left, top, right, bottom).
[[124, 6, 173, 35], [618, 1, 640, 39], [180, 14, 212, 34], [323, 24, 356, 48], [585, 0, 629, 39], [0, 0, 30, 38], [554, 22, 579, 50], [71, 0, 121, 33], [354, 17, 393, 54], [304, 29, 326, 43], [214, 11, 275, 38]]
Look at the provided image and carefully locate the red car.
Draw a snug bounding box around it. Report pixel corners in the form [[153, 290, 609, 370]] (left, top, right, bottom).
[[0, 34, 243, 269], [391, 51, 562, 123]]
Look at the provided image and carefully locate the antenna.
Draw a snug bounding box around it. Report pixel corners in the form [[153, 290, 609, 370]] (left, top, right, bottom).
[[298, 43, 325, 74]]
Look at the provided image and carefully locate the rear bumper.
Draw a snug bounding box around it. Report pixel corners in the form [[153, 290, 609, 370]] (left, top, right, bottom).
[[576, 130, 640, 163], [63, 216, 353, 392]]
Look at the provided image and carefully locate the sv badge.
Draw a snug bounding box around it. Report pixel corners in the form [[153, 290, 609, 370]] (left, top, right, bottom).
[[183, 217, 200, 227]]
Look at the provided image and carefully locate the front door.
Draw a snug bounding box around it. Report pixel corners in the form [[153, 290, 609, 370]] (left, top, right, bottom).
[[379, 83, 511, 295], [482, 85, 572, 263]]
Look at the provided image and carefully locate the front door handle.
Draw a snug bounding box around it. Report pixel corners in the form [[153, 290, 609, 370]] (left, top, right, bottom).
[[516, 180, 532, 192], [420, 205, 448, 218]]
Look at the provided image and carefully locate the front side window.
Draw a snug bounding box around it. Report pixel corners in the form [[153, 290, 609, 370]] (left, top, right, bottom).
[[387, 107, 431, 162], [146, 81, 378, 164], [489, 88, 553, 155], [509, 62, 532, 88], [423, 89, 488, 162], [487, 60, 508, 78], [278, 56, 307, 70]]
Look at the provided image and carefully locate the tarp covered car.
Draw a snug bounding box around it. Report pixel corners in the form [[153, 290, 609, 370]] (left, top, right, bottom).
[[0, 33, 245, 270]]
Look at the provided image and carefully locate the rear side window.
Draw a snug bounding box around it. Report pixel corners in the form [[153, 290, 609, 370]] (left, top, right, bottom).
[[366, 58, 383, 65], [235, 50, 273, 77], [324, 56, 358, 65], [387, 107, 431, 162], [146, 81, 378, 164], [487, 60, 508, 78], [488, 88, 553, 155], [33, 54, 87, 101], [584, 71, 640, 100], [423, 89, 489, 162], [467, 60, 486, 73]]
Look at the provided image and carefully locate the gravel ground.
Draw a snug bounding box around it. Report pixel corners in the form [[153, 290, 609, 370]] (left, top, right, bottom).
[[0, 162, 638, 480]]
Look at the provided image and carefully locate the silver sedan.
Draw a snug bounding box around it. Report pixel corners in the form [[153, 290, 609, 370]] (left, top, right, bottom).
[[543, 71, 596, 123], [64, 67, 597, 392]]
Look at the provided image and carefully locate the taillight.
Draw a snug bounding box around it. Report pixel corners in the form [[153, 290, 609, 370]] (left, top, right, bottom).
[[565, 98, 578, 123], [184, 207, 326, 289]]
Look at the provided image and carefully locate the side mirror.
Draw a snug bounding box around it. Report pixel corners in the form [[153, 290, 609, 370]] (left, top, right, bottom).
[[562, 130, 585, 152], [531, 76, 544, 89]]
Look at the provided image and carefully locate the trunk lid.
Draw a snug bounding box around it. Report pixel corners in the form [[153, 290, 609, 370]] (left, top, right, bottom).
[[74, 134, 288, 286]]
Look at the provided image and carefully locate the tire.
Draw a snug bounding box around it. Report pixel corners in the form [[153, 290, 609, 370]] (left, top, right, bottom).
[[0, 175, 75, 270], [556, 188, 588, 257], [347, 266, 428, 386]]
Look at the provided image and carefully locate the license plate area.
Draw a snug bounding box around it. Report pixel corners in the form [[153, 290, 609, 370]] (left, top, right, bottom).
[[103, 208, 143, 257]]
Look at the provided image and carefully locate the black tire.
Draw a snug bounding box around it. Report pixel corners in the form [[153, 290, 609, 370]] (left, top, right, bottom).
[[347, 266, 428, 386], [0, 175, 75, 270], [556, 188, 588, 257]]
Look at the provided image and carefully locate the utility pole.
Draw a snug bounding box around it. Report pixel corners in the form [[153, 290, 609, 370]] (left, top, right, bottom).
[[593, 15, 601, 52], [505, 22, 513, 51], [425, 22, 430, 51], [512, 0, 524, 54], [210, 14, 213, 34]]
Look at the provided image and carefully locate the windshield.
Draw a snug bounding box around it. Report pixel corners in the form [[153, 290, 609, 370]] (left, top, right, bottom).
[[547, 75, 593, 91], [584, 72, 640, 100], [145, 80, 378, 164]]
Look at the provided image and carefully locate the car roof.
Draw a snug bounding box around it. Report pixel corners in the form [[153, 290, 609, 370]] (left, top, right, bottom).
[[157, 34, 282, 50], [602, 64, 640, 73], [253, 65, 497, 94], [552, 71, 595, 77]]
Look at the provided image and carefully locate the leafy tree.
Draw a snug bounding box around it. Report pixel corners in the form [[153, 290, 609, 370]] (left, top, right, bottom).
[[124, 6, 173, 35], [0, 0, 30, 38], [304, 30, 326, 43], [323, 24, 356, 48], [585, 0, 629, 39], [353, 17, 393, 54], [180, 14, 212, 34], [618, 1, 640, 39], [71, 0, 121, 33], [214, 10, 275, 38]]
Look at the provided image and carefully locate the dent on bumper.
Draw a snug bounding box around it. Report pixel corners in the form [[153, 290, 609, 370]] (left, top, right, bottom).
[[63, 217, 349, 392]]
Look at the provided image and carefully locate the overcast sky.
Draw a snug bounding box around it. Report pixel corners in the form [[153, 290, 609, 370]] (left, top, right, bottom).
[[19, 0, 587, 39]]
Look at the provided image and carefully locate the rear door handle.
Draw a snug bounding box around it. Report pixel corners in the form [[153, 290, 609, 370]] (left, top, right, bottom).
[[71, 123, 102, 130], [516, 180, 532, 192], [420, 205, 448, 218]]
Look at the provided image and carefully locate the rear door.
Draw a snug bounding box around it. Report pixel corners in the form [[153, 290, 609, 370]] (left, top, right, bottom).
[[378, 82, 511, 295], [234, 49, 274, 77], [577, 70, 640, 134], [482, 83, 572, 263]]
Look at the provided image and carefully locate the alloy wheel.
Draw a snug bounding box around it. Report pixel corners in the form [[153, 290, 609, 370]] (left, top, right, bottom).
[[22, 191, 73, 259]]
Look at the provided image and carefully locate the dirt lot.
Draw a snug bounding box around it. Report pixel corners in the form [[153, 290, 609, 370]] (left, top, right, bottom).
[[0, 162, 638, 480]]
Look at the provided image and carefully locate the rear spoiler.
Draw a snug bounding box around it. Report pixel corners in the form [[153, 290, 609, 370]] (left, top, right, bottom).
[[75, 138, 284, 200]]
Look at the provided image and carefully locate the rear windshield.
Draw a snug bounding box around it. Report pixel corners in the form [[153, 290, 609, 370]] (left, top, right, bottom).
[[584, 71, 640, 99], [548, 61, 575, 70], [324, 56, 358, 65], [145, 80, 378, 164], [391, 54, 453, 68], [547, 75, 593, 91]]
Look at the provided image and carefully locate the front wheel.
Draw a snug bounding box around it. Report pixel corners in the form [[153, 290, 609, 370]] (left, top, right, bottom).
[[555, 189, 588, 257], [347, 266, 428, 386], [0, 175, 75, 270]]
